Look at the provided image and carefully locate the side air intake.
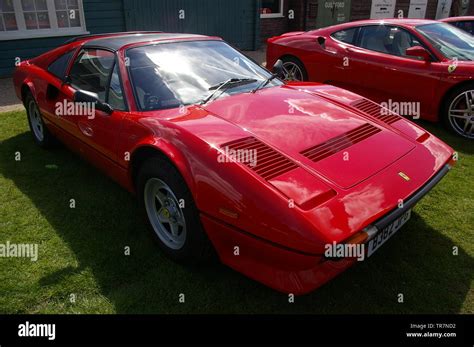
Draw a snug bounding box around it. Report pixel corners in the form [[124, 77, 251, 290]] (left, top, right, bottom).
[[300, 123, 381, 163], [220, 137, 297, 181]]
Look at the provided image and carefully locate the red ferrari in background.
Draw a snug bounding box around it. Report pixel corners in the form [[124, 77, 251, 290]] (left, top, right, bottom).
[[267, 19, 474, 139], [13, 32, 455, 294], [441, 16, 474, 35]]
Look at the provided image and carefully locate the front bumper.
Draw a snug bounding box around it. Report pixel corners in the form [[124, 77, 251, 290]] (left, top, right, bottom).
[[202, 164, 452, 295], [363, 163, 451, 241]]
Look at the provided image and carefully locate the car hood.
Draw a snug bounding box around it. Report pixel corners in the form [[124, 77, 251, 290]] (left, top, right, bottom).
[[201, 85, 416, 189]]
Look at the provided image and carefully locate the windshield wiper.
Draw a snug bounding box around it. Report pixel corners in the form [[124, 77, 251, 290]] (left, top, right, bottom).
[[251, 73, 278, 93], [200, 78, 257, 105]]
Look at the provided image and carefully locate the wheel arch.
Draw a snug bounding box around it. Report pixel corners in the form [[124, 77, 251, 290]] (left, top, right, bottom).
[[129, 142, 196, 196], [278, 54, 306, 66], [438, 79, 474, 120], [277, 54, 308, 81], [20, 80, 37, 105]]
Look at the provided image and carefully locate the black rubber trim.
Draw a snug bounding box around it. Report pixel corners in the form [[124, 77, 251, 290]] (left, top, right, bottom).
[[373, 164, 451, 231]]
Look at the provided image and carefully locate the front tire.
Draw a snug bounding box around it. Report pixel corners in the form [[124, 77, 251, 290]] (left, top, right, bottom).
[[441, 84, 474, 139], [281, 56, 308, 82], [137, 156, 213, 263], [24, 93, 55, 148]]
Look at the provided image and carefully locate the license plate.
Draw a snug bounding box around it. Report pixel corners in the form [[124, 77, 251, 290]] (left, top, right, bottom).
[[367, 210, 412, 257]]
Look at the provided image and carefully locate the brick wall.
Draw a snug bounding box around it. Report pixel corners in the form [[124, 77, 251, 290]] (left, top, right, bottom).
[[305, 0, 319, 30], [350, 0, 369, 21], [288, 0, 306, 31], [260, 0, 291, 43]]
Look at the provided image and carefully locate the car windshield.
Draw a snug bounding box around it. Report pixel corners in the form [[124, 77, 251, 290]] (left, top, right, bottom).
[[416, 23, 474, 61], [126, 40, 282, 110]]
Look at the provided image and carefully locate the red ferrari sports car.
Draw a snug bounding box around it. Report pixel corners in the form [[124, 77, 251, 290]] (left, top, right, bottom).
[[13, 32, 455, 294], [441, 16, 474, 35], [267, 19, 474, 139]]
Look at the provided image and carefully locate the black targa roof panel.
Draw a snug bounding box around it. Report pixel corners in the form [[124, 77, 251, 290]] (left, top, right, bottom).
[[83, 33, 210, 51]]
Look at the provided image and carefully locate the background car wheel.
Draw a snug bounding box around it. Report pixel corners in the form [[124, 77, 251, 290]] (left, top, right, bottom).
[[24, 92, 56, 148], [442, 84, 474, 139], [137, 156, 214, 263], [281, 56, 307, 82]]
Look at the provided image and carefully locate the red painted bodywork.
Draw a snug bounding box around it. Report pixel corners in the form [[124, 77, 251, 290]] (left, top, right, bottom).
[[267, 19, 474, 122], [13, 33, 455, 294], [440, 16, 474, 23]]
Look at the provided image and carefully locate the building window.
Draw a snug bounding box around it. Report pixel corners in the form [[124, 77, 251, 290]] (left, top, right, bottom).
[[260, 0, 284, 18], [22, 0, 50, 29], [55, 0, 80, 28], [0, 0, 87, 40], [1, 0, 19, 31]]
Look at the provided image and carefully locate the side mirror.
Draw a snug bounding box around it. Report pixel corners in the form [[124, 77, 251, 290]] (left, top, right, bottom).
[[272, 59, 285, 79], [73, 90, 113, 115], [406, 46, 431, 62]]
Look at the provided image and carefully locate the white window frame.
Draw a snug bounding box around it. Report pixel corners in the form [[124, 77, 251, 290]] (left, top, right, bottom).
[[0, 0, 88, 41], [260, 0, 284, 18]]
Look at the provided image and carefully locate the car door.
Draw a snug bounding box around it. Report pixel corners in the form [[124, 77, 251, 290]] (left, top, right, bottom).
[[323, 26, 374, 96], [37, 48, 81, 139], [67, 48, 127, 162], [352, 25, 441, 119]]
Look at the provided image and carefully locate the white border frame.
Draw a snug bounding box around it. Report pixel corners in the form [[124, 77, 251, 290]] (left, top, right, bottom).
[[0, 0, 88, 41], [260, 0, 284, 18]]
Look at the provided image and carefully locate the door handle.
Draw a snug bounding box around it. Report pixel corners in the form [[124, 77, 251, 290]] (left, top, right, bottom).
[[78, 122, 93, 137]]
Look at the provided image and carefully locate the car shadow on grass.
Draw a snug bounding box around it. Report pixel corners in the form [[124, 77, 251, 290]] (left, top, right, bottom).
[[1, 130, 472, 314]]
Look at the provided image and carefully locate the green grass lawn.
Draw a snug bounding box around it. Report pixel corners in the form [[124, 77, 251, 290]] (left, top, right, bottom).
[[0, 109, 472, 314]]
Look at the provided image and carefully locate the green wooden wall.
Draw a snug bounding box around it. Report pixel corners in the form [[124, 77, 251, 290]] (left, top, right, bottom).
[[123, 0, 260, 50], [0, 0, 260, 77], [0, 0, 126, 77]]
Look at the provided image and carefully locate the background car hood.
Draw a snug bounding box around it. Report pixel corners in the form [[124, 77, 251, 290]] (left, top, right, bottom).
[[201, 86, 415, 189]]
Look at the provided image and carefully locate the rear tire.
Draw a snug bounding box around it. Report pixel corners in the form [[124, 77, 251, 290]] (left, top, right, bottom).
[[24, 92, 56, 148], [281, 56, 308, 82], [441, 84, 474, 139], [137, 156, 213, 263]]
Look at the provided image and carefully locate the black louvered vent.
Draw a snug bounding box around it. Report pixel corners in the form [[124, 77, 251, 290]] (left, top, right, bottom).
[[301, 123, 381, 163], [351, 99, 402, 125], [220, 137, 297, 181]]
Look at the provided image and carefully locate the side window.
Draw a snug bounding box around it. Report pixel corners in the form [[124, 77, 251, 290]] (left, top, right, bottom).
[[359, 25, 422, 58], [107, 63, 125, 110], [331, 28, 358, 44], [69, 49, 115, 102], [389, 27, 422, 57], [48, 50, 75, 80], [359, 25, 392, 54]]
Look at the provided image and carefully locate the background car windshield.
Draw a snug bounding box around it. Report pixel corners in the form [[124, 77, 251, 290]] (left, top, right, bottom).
[[416, 23, 474, 61], [127, 40, 281, 110]]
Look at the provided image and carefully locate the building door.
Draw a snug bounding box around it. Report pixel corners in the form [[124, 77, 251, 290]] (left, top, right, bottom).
[[123, 0, 260, 50], [316, 0, 351, 28]]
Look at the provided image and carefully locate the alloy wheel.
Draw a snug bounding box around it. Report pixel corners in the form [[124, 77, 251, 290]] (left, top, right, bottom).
[[448, 90, 474, 139], [28, 100, 44, 142], [144, 178, 187, 250], [282, 61, 304, 82]]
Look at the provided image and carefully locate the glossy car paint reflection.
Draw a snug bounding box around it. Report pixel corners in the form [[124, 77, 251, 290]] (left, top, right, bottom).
[[13, 33, 454, 294], [267, 19, 474, 133]]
